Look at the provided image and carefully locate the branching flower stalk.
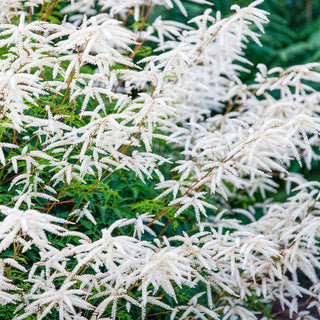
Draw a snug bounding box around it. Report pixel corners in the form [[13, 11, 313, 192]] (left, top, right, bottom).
[[1, 0, 320, 319]]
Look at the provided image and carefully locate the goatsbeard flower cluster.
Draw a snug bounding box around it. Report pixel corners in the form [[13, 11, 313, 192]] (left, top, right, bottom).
[[1, 0, 320, 319]]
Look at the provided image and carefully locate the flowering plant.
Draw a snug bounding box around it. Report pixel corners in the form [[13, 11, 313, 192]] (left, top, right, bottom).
[[1, 0, 320, 319]]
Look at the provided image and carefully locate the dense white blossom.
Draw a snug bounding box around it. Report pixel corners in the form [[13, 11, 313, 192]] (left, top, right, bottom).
[[0, 0, 320, 319]]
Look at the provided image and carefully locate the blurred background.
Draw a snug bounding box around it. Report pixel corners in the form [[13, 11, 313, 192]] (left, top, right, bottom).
[[233, 0, 320, 69]]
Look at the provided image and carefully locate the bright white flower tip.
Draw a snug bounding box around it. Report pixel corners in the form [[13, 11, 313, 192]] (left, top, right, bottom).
[[15, 278, 93, 320], [170, 192, 217, 223], [141, 16, 192, 48], [0, 142, 17, 166], [0, 13, 51, 50], [140, 245, 194, 303], [0, 259, 21, 305], [91, 284, 141, 319], [133, 213, 164, 240], [53, 14, 135, 69], [0, 0, 23, 23], [0, 69, 46, 106], [83, 0, 214, 22], [0, 206, 85, 252], [69, 202, 96, 225], [219, 297, 258, 320], [157, 0, 212, 17], [61, 0, 96, 14], [23, 0, 53, 13], [174, 292, 220, 320], [98, 0, 149, 21]]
